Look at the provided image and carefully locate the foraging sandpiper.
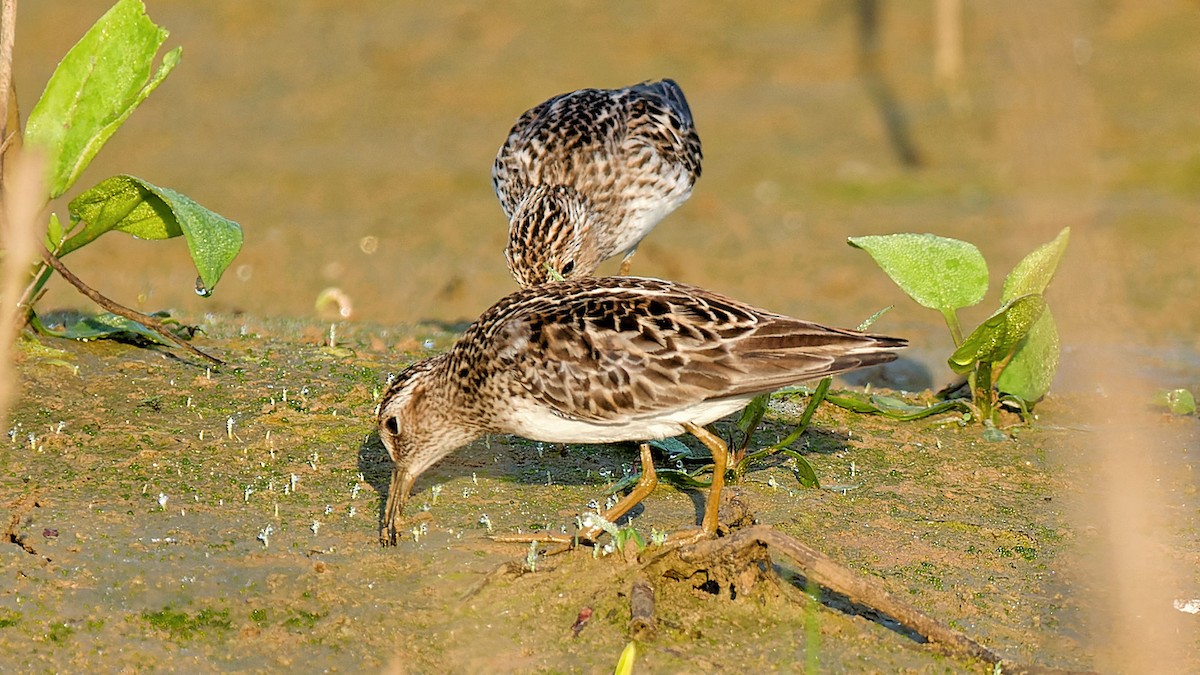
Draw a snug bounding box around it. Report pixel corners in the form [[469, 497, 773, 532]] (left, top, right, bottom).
[[378, 276, 905, 546], [492, 79, 702, 286]]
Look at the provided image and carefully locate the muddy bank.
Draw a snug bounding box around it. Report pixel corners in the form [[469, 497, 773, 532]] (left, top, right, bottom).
[[3, 317, 1195, 671]]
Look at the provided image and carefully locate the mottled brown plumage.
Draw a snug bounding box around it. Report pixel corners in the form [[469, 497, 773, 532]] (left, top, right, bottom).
[[378, 277, 905, 545], [493, 79, 702, 286]]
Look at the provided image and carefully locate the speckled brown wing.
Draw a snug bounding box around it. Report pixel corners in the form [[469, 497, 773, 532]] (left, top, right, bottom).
[[477, 277, 905, 424], [493, 87, 626, 218], [620, 79, 702, 190], [491, 79, 701, 219]]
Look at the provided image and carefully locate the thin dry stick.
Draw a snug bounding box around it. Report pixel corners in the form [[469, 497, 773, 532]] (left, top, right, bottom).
[[38, 245, 224, 366], [0, 154, 39, 432], [643, 525, 1090, 673], [628, 574, 656, 640], [0, 0, 17, 177], [0, 0, 24, 434], [743, 527, 997, 663]]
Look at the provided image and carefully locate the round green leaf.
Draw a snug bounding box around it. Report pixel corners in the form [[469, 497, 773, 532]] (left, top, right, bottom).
[[848, 233, 988, 312]]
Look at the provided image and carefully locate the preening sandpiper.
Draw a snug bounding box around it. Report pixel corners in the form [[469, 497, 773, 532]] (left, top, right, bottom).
[[492, 79, 702, 286]]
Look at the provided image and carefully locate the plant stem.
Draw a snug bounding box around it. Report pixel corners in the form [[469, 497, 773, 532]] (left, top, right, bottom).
[[38, 244, 224, 366], [735, 377, 834, 477], [733, 392, 769, 460], [941, 308, 964, 347], [15, 260, 50, 322], [972, 361, 994, 424]]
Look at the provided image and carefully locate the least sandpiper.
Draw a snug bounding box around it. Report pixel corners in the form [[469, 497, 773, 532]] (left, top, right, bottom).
[[492, 79, 702, 286], [378, 277, 905, 545]]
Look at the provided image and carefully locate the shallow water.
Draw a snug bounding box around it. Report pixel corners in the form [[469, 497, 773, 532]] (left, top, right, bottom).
[[4, 1, 1199, 672], [15, 2, 1200, 337]]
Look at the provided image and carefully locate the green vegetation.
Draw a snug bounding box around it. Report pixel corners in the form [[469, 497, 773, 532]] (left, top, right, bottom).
[[0, 611, 21, 629], [282, 610, 325, 631], [46, 622, 74, 643], [614, 641, 637, 675], [13, 0, 241, 355], [850, 228, 1070, 425], [141, 606, 232, 640], [1153, 388, 1196, 416]]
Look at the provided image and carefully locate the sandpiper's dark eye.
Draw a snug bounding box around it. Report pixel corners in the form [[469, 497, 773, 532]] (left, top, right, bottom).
[[383, 416, 399, 435], [561, 260, 575, 276]]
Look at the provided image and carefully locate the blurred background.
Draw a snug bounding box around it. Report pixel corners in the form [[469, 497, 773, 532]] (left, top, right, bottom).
[[13, 1, 1199, 352]]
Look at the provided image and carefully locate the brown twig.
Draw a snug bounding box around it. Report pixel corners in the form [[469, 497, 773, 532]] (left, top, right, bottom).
[[642, 525, 1094, 674], [628, 574, 656, 640], [38, 244, 224, 365]]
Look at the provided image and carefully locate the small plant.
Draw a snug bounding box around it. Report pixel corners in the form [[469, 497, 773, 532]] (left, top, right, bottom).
[[1153, 388, 1196, 416], [614, 641, 638, 675], [525, 540, 540, 571], [849, 227, 1070, 424], [4, 0, 242, 363]]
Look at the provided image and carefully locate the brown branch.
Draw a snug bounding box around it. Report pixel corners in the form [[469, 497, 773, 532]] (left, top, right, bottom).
[[642, 525, 1094, 674], [38, 244, 224, 365], [628, 574, 656, 640]]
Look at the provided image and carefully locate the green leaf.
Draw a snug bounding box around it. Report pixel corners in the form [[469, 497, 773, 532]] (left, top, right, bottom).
[[856, 305, 892, 331], [1001, 227, 1070, 303], [736, 393, 770, 435], [30, 310, 179, 346], [848, 233, 989, 312], [65, 175, 243, 292], [825, 392, 971, 420], [614, 642, 637, 675], [605, 472, 640, 495], [1152, 389, 1197, 416], [948, 294, 1048, 375], [822, 393, 881, 413], [780, 450, 820, 488], [25, 0, 181, 198], [996, 310, 1060, 404], [46, 213, 65, 250], [868, 394, 929, 415]]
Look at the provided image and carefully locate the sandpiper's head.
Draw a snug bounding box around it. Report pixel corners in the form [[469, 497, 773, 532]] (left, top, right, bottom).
[[505, 185, 602, 287], [377, 354, 478, 544]]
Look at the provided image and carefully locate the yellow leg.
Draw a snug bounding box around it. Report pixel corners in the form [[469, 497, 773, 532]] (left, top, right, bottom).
[[617, 247, 637, 276], [586, 443, 658, 534], [495, 443, 659, 545], [683, 422, 728, 537]]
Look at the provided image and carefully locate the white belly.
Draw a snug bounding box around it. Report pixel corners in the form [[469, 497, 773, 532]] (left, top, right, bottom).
[[609, 186, 692, 255], [498, 395, 752, 444]]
